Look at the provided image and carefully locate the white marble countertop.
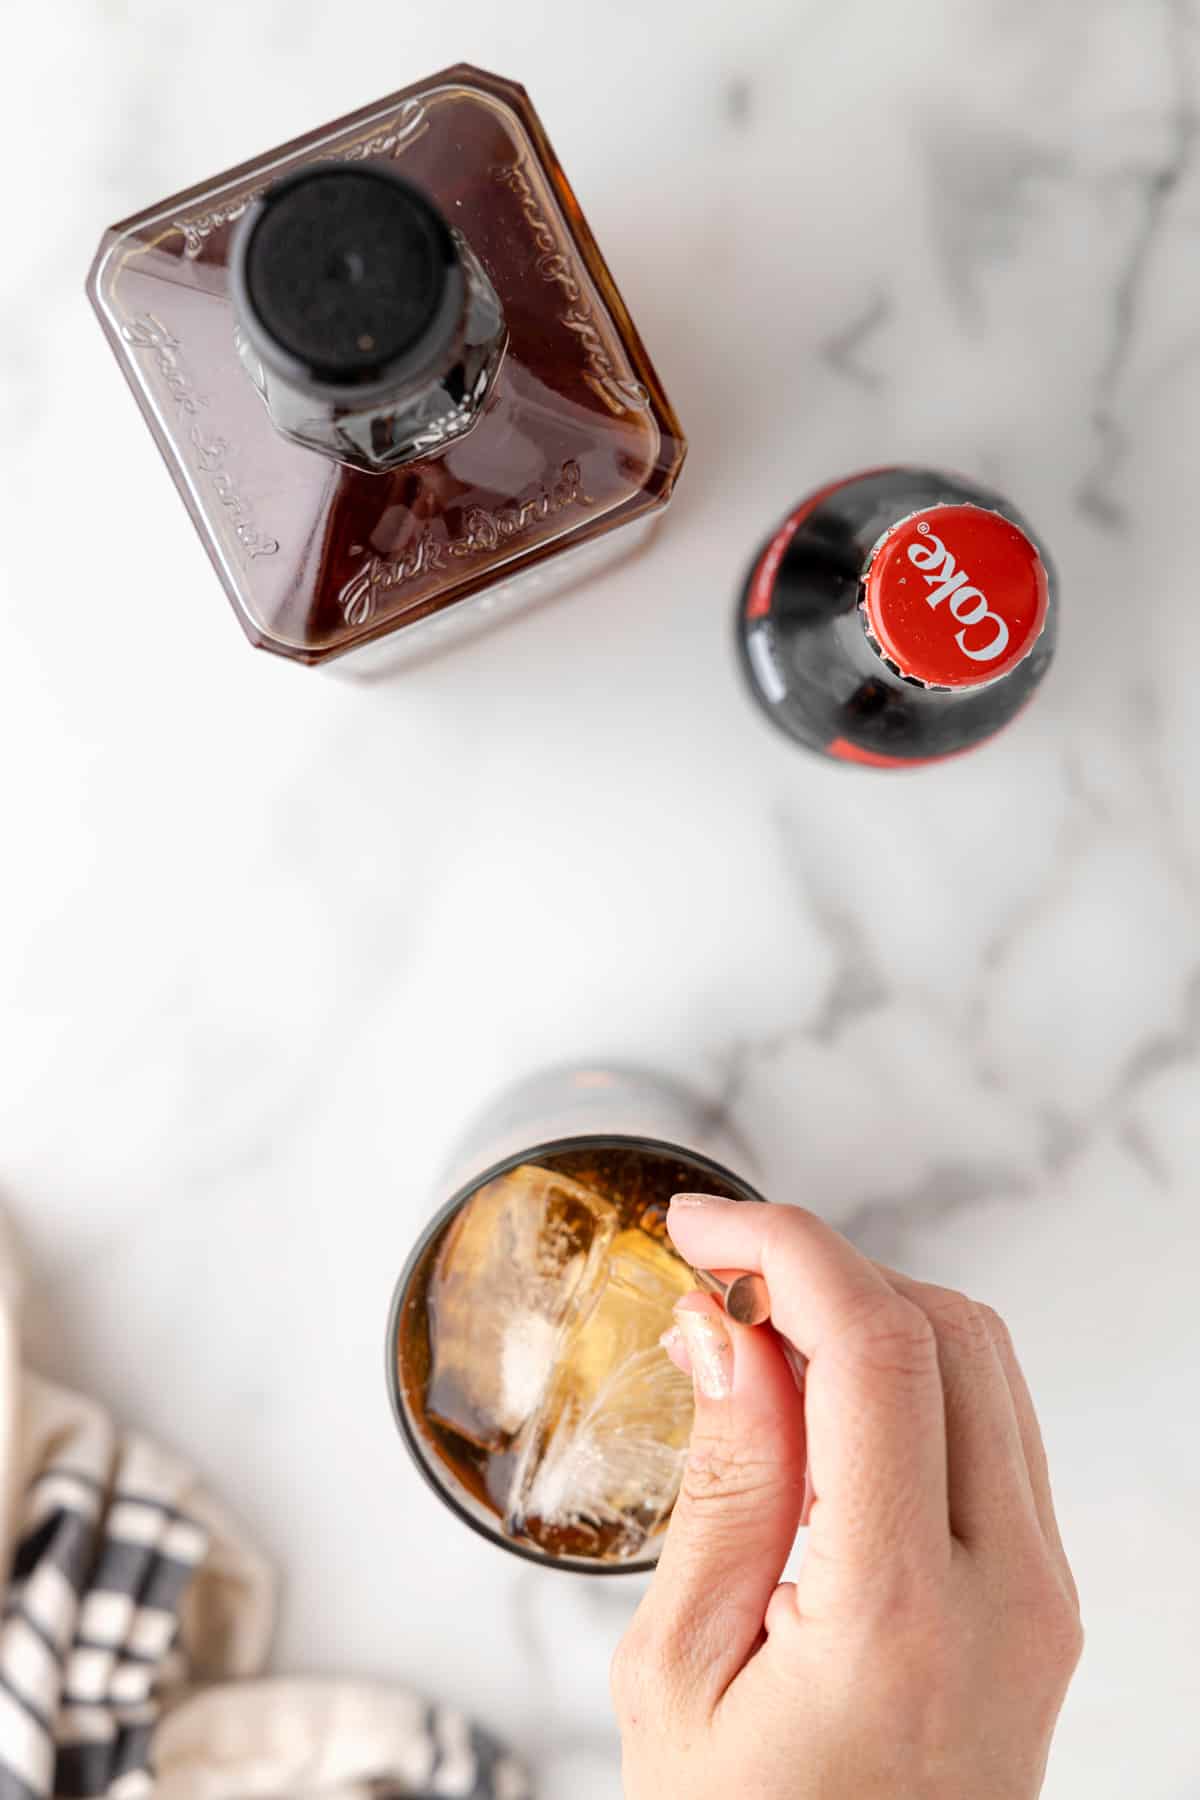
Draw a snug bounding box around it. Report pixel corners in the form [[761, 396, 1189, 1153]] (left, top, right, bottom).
[[3, 1, 1199, 1794]]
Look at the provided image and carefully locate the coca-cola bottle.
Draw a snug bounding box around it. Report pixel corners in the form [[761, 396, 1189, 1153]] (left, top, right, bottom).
[[736, 467, 1058, 766]]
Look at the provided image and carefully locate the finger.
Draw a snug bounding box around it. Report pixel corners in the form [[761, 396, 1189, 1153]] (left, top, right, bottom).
[[646, 1292, 807, 1713], [668, 1198, 949, 1604], [978, 1306, 1078, 1604], [870, 1264, 1040, 1552], [764, 1581, 800, 1636], [873, 1265, 1074, 1589], [665, 1323, 816, 1527], [659, 1323, 691, 1376]]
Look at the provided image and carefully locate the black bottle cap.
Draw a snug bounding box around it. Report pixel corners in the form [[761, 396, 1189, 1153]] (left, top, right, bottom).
[[230, 164, 463, 396]]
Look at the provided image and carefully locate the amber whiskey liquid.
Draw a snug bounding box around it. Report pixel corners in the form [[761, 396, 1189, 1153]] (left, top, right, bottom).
[[88, 66, 686, 668]]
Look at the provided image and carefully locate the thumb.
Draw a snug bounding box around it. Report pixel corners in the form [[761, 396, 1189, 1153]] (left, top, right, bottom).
[[648, 1292, 807, 1710]]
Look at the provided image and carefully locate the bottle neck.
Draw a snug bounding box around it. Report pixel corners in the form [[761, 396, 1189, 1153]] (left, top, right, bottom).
[[229, 166, 507, 473]]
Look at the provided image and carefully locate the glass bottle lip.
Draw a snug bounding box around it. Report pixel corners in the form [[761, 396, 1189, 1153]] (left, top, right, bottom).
[[228, 163, 468, 405]]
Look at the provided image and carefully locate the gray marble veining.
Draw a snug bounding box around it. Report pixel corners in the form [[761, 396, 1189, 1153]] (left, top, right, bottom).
[[0, 1, 1197, 1794]]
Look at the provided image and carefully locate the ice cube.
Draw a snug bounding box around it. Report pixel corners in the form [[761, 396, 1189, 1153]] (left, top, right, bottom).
[[425, 1164, 617, 1452], [506, 1228, 697, 1561]]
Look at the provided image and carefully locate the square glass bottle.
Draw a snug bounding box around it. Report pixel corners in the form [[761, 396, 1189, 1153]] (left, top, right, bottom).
[[87, 65, 687, 669]]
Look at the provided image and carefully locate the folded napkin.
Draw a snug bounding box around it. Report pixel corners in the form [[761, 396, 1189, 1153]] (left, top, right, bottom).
[[0, 1222, 530, 1800]]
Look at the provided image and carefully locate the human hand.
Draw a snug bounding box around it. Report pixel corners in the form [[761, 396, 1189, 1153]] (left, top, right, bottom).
[[611, 1198, 1082, 1799]]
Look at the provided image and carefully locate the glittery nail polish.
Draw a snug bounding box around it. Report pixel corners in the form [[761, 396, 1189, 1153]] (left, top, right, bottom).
[[674, 1302, 733, 1399]]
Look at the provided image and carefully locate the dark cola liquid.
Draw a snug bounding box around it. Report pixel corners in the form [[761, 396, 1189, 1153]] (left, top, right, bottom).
[[394, 1142, 747, 1566], [736, 467, 1058, 767]]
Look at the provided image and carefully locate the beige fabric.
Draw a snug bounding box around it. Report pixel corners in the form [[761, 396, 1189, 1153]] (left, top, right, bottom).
[[154, 1682, 531, 1799], [0, 1217, 530, 1800]]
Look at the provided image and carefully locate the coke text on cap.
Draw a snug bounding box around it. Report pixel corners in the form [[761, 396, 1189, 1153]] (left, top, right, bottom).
[[862, 503, 1049, 690]]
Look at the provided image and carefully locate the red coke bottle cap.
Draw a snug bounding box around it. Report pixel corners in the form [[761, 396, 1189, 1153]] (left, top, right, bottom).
[[862, 503, 1049, 689]]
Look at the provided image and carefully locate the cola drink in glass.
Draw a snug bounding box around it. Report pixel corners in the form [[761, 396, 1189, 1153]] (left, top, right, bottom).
[[386, 1068, 763, 1573], [736, 466, 1058, 766]]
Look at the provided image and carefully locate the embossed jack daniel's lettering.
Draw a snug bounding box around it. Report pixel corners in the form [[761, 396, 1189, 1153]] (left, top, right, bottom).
[[87, 66, 685, 667], [737, 468, 1058, 767]]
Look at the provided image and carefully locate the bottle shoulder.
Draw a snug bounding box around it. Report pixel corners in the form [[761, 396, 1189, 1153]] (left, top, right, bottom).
[[86, 69, 686, 663]]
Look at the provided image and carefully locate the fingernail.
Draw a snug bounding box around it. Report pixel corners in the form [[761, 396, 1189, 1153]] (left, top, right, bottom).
[[783, 1342, 809, 1395], [673, 1294, 733, 1399], [670, 1191, 731, 1209], [659, 1324, 692, 1376]]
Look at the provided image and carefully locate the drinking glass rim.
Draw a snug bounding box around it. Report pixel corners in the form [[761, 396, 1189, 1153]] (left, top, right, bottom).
[[383, 1131, 765, 1575]]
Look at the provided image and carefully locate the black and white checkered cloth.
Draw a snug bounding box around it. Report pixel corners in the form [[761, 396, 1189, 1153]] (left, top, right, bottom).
[[0, 1421, 213, 1799], [0, 1373, 529, 1800]]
